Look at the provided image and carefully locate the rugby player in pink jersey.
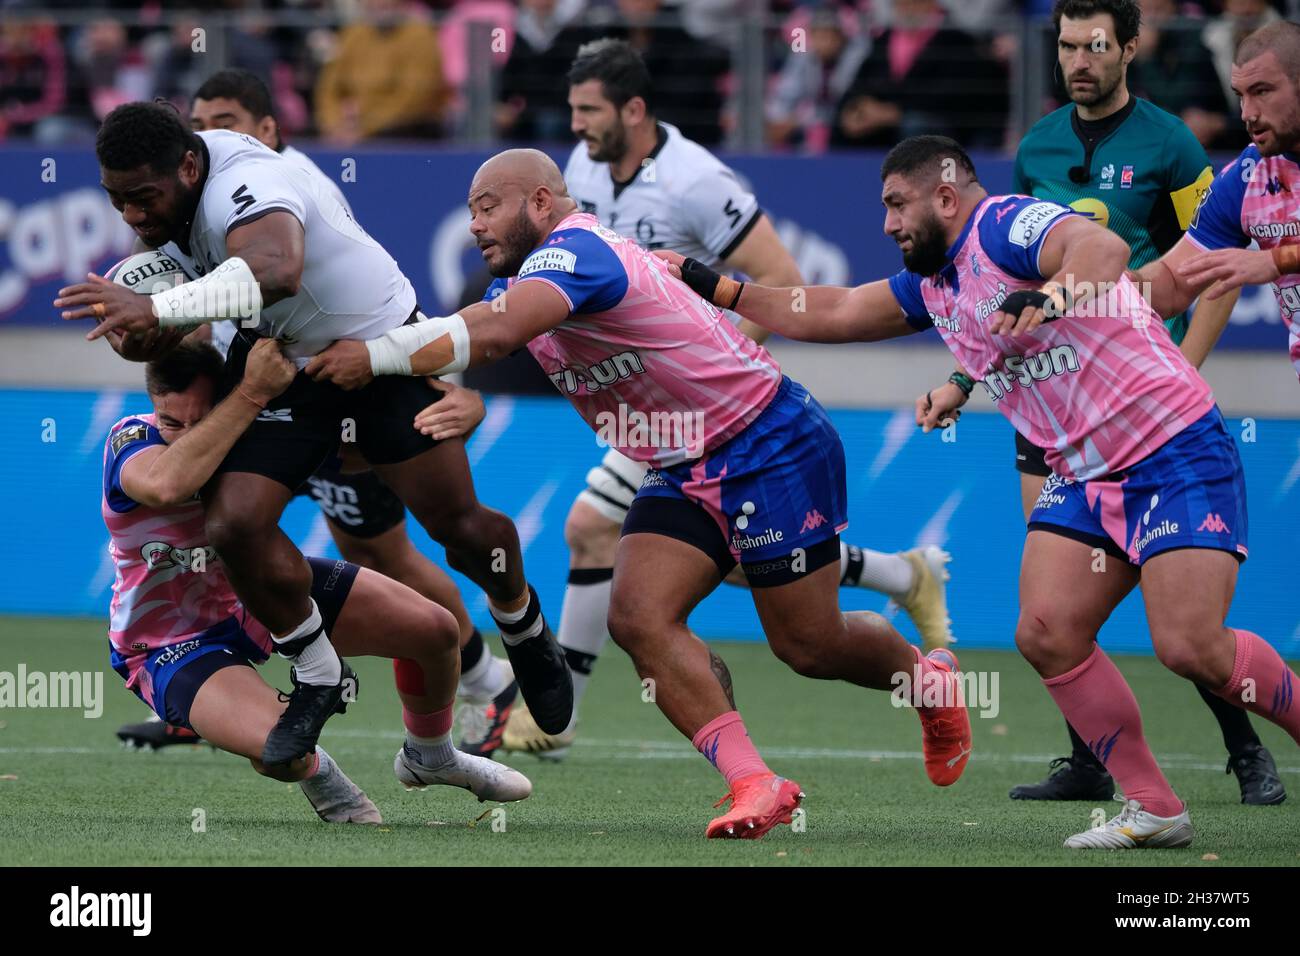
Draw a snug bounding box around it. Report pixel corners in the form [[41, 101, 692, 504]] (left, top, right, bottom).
[[1132, 23, 1300, 374], [306, 149, 973, 839], [102, 336, 530, 821], [663, 134, 1300, 849]]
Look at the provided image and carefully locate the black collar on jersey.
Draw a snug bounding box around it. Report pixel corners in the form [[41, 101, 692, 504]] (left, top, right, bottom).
[[176, 135, 212, 258], [1068, 95, 1137, 185], [611, 122, 669, 200]]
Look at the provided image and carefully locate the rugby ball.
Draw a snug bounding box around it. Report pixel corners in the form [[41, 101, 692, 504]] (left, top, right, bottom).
[[105, 249, 192, 295]]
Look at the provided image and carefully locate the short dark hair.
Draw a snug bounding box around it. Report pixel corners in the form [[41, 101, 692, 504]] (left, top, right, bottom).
[[193, 69, 275, 121], [1052, 0, 1142, 48], [881, 135, 979, 186], [145, 340, 225, 397], [567, 38, 654, 113], [97, 101, 203, 174], [1235, 20, 1300, 76]]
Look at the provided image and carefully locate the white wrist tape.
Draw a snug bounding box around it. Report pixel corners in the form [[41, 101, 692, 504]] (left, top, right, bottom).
[[366, 312, 470, 377], [151, 256, 263, 328]]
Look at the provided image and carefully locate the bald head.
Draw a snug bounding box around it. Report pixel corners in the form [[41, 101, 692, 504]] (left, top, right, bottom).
[[468, 149, 580, 278], [471, 149, 571, 205]]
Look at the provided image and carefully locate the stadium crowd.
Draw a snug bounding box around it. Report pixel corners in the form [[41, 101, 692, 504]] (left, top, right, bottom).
[[0, 0, 1293, 149]]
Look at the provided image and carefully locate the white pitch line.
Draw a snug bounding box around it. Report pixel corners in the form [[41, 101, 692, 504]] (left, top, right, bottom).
[[5, 737, 1295, 776]]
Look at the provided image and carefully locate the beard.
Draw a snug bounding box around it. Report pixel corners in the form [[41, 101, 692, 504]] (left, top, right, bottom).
[[899, 212, 949, 276], [585, 121, 628, 164], [1068, 65, 1124, 109], [491, 202, 544, 278]]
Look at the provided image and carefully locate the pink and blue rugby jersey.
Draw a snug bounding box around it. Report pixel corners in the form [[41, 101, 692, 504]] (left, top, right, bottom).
[[101, 414, 270, 696], [484, 213, 782, 467], [889, 195, 1214, 480], [1186, 145, 1300, 377]]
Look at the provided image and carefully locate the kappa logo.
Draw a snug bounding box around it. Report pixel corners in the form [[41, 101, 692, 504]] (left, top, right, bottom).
[[1264, 176, 1289, 196], [1197, 512, 1231, 534], [800, 510, 827, 533]]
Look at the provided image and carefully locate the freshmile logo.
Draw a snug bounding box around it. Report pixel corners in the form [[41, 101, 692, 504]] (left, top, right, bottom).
[[1130, 494, 1179, 555]]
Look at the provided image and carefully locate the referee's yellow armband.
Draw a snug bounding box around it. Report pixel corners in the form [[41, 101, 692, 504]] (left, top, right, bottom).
[[1171, 167, 1215, 232]]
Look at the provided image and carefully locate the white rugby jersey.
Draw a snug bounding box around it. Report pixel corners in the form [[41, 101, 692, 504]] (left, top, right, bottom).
[[563, 122, 761, 268], [176, 130, 415, 364], [281, 144, 352, 217]]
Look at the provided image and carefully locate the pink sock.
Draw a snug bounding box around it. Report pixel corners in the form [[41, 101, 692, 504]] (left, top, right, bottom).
[[1216, 629, 1300, 745], [1043, 645, 1182, 817], [691, 711, 771, 786], [402, 703, 453, 740]]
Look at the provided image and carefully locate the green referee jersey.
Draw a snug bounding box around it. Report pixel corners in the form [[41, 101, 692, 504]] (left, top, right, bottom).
[[1013, 96, 1214, 344]]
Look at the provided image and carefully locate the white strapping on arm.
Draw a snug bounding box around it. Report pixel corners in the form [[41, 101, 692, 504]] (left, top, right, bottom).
[[366, 312, 470, 376], [151, 257, 263, 327]]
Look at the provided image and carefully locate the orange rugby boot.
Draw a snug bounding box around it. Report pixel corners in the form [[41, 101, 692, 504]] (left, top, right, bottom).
[[705, 772, 804, 839], [917, 648, 972, 786]]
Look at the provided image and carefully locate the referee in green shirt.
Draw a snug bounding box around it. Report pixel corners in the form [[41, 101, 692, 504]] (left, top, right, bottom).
[[921, 0, 1283, 805]]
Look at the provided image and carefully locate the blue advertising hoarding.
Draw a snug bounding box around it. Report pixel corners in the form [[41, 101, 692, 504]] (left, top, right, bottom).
[[0, 145, 1287, 351], [3, 387, 1297, 657]]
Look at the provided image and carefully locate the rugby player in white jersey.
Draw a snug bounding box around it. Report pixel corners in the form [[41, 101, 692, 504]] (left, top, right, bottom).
[[112, 73, 517, 759], [56, 102, 571, 771], [503, 39, 956, 758]]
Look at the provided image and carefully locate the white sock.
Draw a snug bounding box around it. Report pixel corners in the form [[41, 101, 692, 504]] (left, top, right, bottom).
[[404, 731, 455, 769], [840, 543, 915, 599], [558, 570, 613, 716], [490, 592, 544, 645], [273, 600, 342, 685], [459, 648, 510, 699]]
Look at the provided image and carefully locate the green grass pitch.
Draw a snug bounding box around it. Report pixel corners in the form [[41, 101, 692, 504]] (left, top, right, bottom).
[[1, 616, 1296, 866]]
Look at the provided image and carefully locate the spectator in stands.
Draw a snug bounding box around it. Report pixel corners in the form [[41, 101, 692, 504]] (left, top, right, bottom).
[[766, 3, 870, 151], [0, 18, 66, 142], [1202, 0, 1281, 116], [556, 0, 731, 145], [497, 0, 588, 142], [832, 0, 1007, 149], [150, 6, 279, 110], [1129, 0, 1230, 146], [314, 0, 449, 143]]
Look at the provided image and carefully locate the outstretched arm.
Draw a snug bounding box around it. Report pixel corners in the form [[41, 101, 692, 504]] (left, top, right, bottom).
[[305, 278, 572, 389], [658, 251, 920, 343]]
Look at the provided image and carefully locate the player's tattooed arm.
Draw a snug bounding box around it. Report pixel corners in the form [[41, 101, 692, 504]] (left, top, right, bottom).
[[118, 340, 295, 507], [709, 648, 737, 710], [225, 211, 306, 306]]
